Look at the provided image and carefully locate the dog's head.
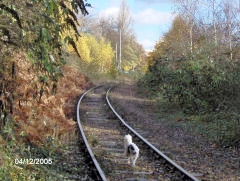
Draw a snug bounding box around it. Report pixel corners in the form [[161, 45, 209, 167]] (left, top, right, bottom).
[[124, 134, 132, 144]]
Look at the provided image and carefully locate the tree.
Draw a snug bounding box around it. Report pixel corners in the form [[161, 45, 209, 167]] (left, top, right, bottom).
[[0, 0, 89, 123], [221, 0, 239, 60], [63, 32, 115, 74], [118, 0, 133, 37], [141, 0, 240, 114], [174, 0, 199, 57], [76, 0, 145, 74], [162, 15, 190, 60], [117, 0, 134, 71]]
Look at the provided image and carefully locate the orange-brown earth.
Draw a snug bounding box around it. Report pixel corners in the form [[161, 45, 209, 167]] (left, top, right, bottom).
[[12, 53, 92, 142]]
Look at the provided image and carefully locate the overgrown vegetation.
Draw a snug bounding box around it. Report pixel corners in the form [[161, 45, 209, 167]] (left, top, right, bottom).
[[152, 94, 240, 147], [0, 0, 89, 123], [0, 0, 92, 179], [0, 118, 55, 180], [0, 117, 86, 180], [143, 57, 240, 113], [139, 1, 240, 147]]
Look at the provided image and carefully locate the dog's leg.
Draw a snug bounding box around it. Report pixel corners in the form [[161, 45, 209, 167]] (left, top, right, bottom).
[[132, 151, 139, 167], [130, 155, 135, 166], [124, 145, 128, 156], [124, 142, 128, 156], [124, 150, 127, 156], [127, 157, 131, 164], [132, 156, 137, 167]]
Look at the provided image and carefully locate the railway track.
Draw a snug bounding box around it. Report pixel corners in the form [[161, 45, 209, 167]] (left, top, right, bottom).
[[76, 85, 200, 181]]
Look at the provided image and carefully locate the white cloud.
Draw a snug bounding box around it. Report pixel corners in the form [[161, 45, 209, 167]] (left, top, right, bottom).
[[98, 7, 119, 19], [138, 39, 156, 52], [97, 6, 175, 26], [136, 0, 172, 4], [134, 8, 175, 25]]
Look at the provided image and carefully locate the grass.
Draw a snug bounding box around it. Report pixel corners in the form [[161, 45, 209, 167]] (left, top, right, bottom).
[[186, 113, 240, 146], [0, 137, 57, 180], [153, 94, 240, 148], [0, 117, 82, 180], [89, 134, 98, 147]]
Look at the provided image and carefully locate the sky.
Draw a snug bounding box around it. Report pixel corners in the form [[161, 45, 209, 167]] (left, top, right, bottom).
[[86, 0, 176, 51]]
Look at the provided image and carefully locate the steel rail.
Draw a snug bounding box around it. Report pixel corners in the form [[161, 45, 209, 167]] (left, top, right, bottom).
[[106, 87, 200, 181], [76, 86, 107, 181]]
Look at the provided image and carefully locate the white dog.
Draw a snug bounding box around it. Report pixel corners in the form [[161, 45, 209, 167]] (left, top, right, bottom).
[[124, 134, 139, 167]]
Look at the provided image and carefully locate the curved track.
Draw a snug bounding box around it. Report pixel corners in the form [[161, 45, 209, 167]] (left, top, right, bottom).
[[76, 85, 199, 181]]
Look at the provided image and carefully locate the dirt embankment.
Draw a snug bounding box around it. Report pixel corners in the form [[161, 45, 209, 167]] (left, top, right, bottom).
[[109, 82, 240, 181], [12, 53, 92, 142]]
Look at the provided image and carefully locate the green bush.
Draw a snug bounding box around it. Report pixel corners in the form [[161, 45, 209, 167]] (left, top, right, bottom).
[[140, 57, 240, 113]]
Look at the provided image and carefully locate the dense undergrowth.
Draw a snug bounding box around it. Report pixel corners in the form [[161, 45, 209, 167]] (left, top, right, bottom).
[[138, 57, 240, 147], [0, 120, 56, 180], [0, 116, 83, 180], [0, 54, 91, 179]]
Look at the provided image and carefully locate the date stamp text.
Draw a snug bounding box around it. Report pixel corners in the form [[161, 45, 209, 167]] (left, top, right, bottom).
[[15, 158, 52, 165]]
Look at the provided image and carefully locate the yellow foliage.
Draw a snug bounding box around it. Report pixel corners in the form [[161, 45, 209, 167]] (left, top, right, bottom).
[[77, 35, 91, 63], [62, 32, 114, 73]]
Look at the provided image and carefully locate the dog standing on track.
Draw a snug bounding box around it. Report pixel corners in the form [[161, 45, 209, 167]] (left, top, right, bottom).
[[124, 134, 140, 167]]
